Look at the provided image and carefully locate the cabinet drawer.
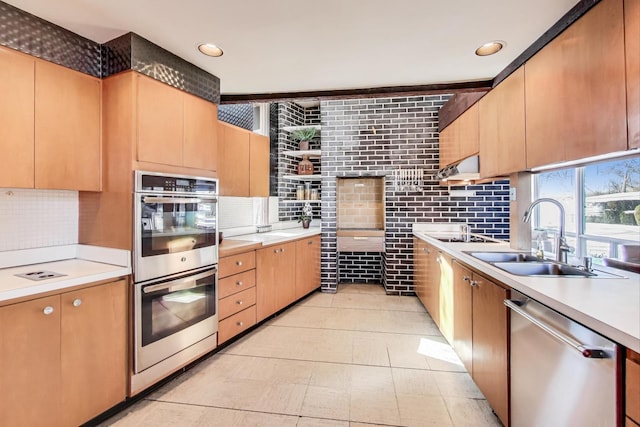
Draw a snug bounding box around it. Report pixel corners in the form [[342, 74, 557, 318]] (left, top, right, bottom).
[[219, 251, 256, 278], [219, 287, 256, 320], [628, 350, 640, 424], [218, 306, 256, 344], [219, 269, 256, 299], [337, 236, 384, 252]]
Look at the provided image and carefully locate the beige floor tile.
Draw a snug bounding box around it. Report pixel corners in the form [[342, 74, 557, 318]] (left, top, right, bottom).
[[350, 365, 394, 393], [300, 385, 351, 420], [432, 371, 485, 399], [352, 332, 390, 366], [349, 391, 401, 425], [309, 361, 353, 390], [270, 306, 341, 329], [338, 283, 386, 295], [332, 293, 424, 312], [396, 394, 454, 427], [297, 417, 350, 427], [415, 335, 466, 372], [254, 382, 309, 415], [300, 291, 335, 307], [444, 397, 502, 427], [391, 367, 439, 396], [385, 334, 431, 369]]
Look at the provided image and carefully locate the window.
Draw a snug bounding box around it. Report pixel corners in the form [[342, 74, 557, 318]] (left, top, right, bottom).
[[533, 156, 640, 264]]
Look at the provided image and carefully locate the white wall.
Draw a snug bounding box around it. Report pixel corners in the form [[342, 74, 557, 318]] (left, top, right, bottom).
[[0, 189, 78, 252]]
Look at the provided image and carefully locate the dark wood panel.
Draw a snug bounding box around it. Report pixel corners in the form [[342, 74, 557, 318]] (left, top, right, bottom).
[[438, 92, 487, 132]]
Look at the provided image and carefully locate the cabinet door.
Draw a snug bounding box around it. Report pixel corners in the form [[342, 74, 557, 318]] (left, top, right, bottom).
[[256, 242, 296, 321], [295, 236, 321, 299], [425, 244, 440, 326], [217, 122, 250, 196], [0, 47, 34, 188], [413, 238, 428, 306], [626, 0, 640, 149], [0, 295, 61, 427], [457, 103, 479, 160], [249, 132, 270, 197], [61, 280, 127, 427], [628, 350, 640, 425], [35, 60, 101, 191], [137, 74, 184, 167], [452, 261, 473, 374], [184, 95, 218, 171], [472, 275, 509, 426], [479, 67, 526, 178], [437, 252, 455, 345], [439, 122, 458, 168], [525, 0, 627, 168]]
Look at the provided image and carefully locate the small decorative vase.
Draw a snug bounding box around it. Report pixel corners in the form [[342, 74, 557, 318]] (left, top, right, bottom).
[[302, 219, 311, 229], [299, 140, 310, 151], [297, 155, 314, 175]]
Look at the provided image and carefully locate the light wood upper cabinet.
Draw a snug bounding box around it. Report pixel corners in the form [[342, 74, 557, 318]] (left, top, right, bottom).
[[34, 60, 102, 191], [295, 236, 321, 299], [249, 132, 270, 197], [137, 74, 184, 167], [184, 95, 218, 171], [61, 279, 127, 427], [218, 121, 270, 197], [479, 67, 526, 178], [439, 104, 479, 168], [218, 122, 250, 196], [525, 0, 627, 168], [0, 295, 62, 427], [626, 0, 640, 149], [0, 47, 35, 188]]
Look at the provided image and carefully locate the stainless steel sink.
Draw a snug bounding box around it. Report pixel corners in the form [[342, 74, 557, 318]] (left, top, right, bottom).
[[492, 262, 595, 277], [466, 251, 540, 263]]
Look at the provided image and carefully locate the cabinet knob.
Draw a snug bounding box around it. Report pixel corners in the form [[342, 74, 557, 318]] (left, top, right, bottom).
[[236, 261, 243, 266], [470, 280, 478, 287], [236, 281, 243, 286], [463, 276, 470, 282], [72, 299, 82, 307], [237, 300, 243, 305], [43, 306, 54, 315], [274, 249, 279, 254], [424, 248, 430, 254], [308, 241, 313, 245], [236, 321, 244, 327], [280, 248, 285, 253]]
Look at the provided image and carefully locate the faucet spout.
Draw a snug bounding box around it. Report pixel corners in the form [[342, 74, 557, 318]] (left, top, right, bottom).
[[522, 198, 569, 263]]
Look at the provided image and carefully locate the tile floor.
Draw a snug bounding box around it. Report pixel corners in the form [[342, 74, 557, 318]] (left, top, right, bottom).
[[101, 284, 502, 427]]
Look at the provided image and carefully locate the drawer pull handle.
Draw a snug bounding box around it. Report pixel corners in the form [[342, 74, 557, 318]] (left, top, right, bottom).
[[236, 281, 243, 286], [72, 298, 82, 307], [308, 241, 313, 245], [237, 300, 243, 305], [236, 261, 243, 266], [43, 306, 54, 315], [353, 237, 369, 240], [237, 321, 244, 327]]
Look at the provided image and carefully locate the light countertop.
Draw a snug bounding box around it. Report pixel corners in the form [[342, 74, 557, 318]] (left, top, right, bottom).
[[0, 245, 131, 304], [225, 226, 321, 247], [412, 229, 640, 352]]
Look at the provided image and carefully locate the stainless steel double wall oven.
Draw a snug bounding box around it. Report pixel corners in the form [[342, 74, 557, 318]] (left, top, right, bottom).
[[131, 171, 219, 393]]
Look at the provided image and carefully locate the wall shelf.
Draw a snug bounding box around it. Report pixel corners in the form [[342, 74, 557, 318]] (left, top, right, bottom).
[[282, 125, 321, 132], [281, 199, 322, 204], [282, 150, 321, 159], [283, 174, 322, 181]]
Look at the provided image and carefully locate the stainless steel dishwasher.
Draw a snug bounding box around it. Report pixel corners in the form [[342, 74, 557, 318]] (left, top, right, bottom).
[[505, 290, 619, 427]]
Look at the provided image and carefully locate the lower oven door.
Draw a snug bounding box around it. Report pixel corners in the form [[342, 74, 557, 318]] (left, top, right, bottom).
[[135, 266, 218, 373]]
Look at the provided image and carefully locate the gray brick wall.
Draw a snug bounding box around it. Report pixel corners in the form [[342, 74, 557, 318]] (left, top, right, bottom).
[[320, 96, 510, 295]]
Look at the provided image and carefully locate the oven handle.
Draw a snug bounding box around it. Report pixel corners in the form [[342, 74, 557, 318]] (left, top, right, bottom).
[[142, 268, 217, 294], [142, 196, 218, 204]]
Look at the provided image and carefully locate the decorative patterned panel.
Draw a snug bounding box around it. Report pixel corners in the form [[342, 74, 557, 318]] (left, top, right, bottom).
[[218, 104, 254, 130]]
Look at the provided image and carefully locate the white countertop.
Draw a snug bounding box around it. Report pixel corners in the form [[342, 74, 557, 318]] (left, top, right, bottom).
[[412, 229, 640, 353], [0, 245, 131, 303], [228, 226, 321, 246]]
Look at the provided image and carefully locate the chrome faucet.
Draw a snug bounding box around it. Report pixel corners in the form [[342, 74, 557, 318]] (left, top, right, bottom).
[[522, 198, 572, 263]]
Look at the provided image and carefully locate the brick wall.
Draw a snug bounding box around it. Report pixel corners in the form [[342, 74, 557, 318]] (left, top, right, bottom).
[[320, 96, 510, 294]]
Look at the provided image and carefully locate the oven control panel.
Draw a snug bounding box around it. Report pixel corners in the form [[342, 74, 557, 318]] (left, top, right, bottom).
[[137, 171, 218, 195]]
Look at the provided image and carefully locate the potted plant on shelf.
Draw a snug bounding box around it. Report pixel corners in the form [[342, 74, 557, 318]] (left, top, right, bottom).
[[290, 127, 317, 151], [298, 203, 313, 229]]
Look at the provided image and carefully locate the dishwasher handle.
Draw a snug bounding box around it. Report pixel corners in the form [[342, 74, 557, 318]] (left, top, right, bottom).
[[504, 299, 608, 359]]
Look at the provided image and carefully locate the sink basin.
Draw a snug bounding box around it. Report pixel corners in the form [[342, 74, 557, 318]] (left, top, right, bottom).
[[492, 262, 595, 277], [466, 251, 540, 263]]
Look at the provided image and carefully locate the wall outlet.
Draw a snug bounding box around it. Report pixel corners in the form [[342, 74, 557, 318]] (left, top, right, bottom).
[[448, 190, 476, 197], [510, 187, 517, 201]]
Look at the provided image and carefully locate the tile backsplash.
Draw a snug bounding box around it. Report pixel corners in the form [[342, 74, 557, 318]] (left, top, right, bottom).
[[0, 189, 78, 251]]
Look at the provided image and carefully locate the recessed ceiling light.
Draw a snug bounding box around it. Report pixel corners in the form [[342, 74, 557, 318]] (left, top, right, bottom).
[[198, 43, 223, 57], [475, 41, 505, 56]]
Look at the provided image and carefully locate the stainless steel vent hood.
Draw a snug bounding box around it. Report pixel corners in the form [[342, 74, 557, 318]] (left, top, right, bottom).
[[435, 155, 480, 181]]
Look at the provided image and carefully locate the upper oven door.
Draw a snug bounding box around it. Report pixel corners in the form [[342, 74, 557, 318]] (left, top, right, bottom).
[[135, 192, 218, 283]]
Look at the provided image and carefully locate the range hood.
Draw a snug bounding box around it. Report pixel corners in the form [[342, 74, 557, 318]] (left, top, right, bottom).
[[435, 155, 480, 181]]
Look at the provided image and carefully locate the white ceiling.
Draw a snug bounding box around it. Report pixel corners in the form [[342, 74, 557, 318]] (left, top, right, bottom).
[[6, 0, 579, 96]]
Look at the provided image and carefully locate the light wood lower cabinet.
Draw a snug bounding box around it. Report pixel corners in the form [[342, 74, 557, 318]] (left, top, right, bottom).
[[0, 279, 127, 427], [627, 349, 640, 425], [218, 250, 257, 344], [256, 242, 296, 322], [452, 261, 473, 373], [295, 236, 321, 299]]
